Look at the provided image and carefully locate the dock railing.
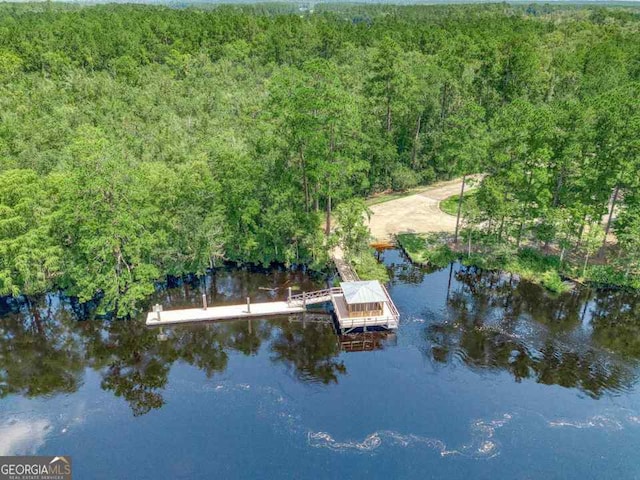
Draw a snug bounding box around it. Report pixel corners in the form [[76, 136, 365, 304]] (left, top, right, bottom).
[[288, 287, 342, 307], [380, 283, 400, 324]]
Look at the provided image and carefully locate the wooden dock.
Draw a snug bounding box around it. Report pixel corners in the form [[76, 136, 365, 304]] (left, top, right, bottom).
[[146, 247, 399, 330], [146, 301, 305, 326]]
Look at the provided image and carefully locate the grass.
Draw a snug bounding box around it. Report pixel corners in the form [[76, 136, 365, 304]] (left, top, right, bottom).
[[439, 190, 478, 216], [397, 233, 574, 294], [500, 248, 570, 294], [365, 190, 415, 206], [396, 233, 457, 269], [462, 247, 572, 294]]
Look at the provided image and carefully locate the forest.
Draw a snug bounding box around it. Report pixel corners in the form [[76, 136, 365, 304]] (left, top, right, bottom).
[[0, 2, 638, 315]]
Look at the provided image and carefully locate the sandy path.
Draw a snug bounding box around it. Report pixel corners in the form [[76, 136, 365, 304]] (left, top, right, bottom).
[[367, 176, 481, 242]]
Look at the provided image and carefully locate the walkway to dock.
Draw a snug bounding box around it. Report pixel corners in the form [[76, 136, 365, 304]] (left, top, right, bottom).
[[330, 246, 359, 282]]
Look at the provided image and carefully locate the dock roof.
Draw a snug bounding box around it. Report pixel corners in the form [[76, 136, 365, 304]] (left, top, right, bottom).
[[341, 280, 387, 304]]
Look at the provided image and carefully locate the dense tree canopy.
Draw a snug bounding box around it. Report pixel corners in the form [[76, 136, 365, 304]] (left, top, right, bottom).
[[0, 2, 638, 314]]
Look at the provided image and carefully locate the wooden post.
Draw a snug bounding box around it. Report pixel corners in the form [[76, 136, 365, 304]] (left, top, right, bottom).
[[288, 287, 292, 304], [202, 294, 207, 310], [246, 297, 251, 313], [303, 291, 306, 308]]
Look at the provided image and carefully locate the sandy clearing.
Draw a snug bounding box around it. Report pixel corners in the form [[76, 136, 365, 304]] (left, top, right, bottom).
[[367, 175, 481, 242]]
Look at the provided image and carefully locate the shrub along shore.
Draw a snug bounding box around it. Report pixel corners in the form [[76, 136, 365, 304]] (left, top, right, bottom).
[[396, 233, 640, 294]]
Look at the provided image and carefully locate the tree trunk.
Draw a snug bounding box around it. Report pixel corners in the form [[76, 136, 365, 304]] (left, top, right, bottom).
[[516, 222, 524, 248], [517, 170, 534, 249], [385, 80, 392, 133], [601, 184, 620, 252], [552, 169, 564, 207], [325, 195, 332, 236], [560, 246, 565, 264], [299, 147, 309, 213], [411, 114, 422, 168], [454, 174, 466, 244], [583, 253, 589, 278], [576, 216, 587, 249]]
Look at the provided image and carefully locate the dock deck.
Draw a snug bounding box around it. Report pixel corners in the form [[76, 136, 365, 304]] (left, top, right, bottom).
[[146, 301, 305, 326], [146, 251, 399, 330]]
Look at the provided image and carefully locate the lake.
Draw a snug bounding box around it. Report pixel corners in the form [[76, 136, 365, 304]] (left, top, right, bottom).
[[1, 248, 640, 479]]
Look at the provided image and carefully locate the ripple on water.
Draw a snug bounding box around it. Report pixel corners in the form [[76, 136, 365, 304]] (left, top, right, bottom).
[[307, 413, 513, 459], [547, 409, 640, 431], [192, 381, 512, 460]]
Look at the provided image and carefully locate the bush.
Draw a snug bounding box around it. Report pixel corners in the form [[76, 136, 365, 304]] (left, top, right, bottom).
[[396, 233, 456, 268], [391, 164, 419, 191], [351, 250, 390, 283], [540, 270, 566, 294]]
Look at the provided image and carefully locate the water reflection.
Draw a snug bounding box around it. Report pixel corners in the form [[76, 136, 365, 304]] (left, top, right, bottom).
[[339, 332, 397, 353], [0, 296, 84, 398], [2, 254, 640, 418], [1, 302, 350, 416], [425, 264, 639, 398], [0, 267, 345, 416], [271, 320, 346, 385], [591, 292, 640, 359]]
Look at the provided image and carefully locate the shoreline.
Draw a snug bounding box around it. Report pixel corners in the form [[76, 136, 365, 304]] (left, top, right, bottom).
[[395, 233, 640, 294]]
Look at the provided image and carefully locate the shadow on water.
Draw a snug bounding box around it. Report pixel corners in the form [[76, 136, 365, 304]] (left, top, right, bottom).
[[2, 250, 640, 416]]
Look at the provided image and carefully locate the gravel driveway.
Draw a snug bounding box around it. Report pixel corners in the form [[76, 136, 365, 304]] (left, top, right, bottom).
[[367, 176, 482, 241]]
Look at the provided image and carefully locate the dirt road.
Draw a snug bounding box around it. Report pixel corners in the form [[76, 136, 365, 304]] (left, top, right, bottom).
[[367, 176, 481, 242]]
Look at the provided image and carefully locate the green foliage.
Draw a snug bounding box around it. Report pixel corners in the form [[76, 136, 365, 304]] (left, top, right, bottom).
[[0, 169, 61, 296], [334, 198, 371, 257], [396, 233, 456, 268], [0, 2, 639, 313], [351, 250, 390, 283], [505, 249, 569, 294]]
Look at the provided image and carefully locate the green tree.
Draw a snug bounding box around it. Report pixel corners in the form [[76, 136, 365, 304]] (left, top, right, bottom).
[[0, 169, 60, 297], [334, 198, 371, 257]]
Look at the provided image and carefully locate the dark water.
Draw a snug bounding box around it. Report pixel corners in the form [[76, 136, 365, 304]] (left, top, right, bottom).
[[2, 250, 640, 479]]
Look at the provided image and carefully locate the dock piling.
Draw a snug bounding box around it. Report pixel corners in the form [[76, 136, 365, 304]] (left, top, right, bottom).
[[246, 297, 251, 313], [202, 294, 208, 310], [154, 303, 163, 321]]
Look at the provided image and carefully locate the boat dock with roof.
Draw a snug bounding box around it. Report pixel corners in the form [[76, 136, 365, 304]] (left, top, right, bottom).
[[146, 248, 400, 331], [146, 279, 399, 332]]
